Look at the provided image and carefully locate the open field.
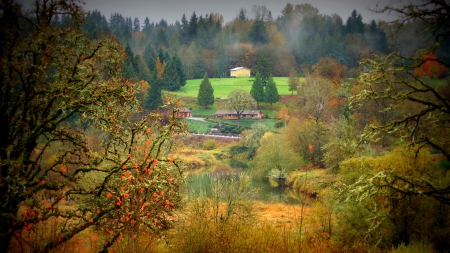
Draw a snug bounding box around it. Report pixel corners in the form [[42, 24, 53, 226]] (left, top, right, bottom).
[[170, 77, 302, 98]]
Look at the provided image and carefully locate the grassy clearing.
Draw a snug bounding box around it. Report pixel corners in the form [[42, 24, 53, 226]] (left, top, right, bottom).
[[208, 118, 279, 132], [183, 118, 217, 134], [170, 77, 298, 98]]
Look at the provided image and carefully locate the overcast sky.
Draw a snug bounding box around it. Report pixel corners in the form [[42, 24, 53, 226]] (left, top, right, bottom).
[[17, 0, 416, 25]]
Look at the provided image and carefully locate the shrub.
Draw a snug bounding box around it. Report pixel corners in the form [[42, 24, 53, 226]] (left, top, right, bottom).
[[203, 139, 217, 150], [274, 120, 284, 128]]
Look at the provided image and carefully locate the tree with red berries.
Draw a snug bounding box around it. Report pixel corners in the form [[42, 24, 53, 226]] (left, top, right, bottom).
[[0, 1, 186, 252]]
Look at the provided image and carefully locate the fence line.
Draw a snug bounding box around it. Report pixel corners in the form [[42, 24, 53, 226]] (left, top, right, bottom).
[[190, 132, 241, 139]]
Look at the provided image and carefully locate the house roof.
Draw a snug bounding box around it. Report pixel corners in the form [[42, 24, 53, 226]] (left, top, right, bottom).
[[230, 67, 250, 71], [215, 110, 260, 115], [179, 108, 192, 112]]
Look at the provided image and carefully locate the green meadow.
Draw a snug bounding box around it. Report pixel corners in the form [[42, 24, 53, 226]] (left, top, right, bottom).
[[170, 77, 301, 98]]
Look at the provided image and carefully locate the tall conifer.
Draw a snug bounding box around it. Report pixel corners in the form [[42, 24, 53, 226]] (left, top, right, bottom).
[[197, 73, 214, 109]]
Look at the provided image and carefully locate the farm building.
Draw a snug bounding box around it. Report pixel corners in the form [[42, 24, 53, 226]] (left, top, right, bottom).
[[230, 67, 251, 77], [176, 108, 192, 118], [215, 110, 263, 119]]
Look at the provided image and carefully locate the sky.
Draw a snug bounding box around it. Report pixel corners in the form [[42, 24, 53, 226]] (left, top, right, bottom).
[[16, 0, 416, 25]]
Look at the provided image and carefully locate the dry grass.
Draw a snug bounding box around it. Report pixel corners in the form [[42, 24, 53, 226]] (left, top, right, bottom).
[[253, 201, 312, 229]]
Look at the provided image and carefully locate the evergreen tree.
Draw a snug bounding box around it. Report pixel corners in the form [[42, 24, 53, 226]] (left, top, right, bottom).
[[133, 17, 140, 32], [197, 73, 214, 109], [163, 58, 181, 91], [168, 34, 181, 53], [366, 20, 389, 54], [288, 67, 300, 95], [215, 38, 229, 78], [267, 10, 273, 22], [135, 54, 152, 82], [238, 8, 247, 21], [249, 19, 269, 45], [123, 43, 137, 80], [143, 44, 156, 71], [256, 54, 272, 85], [158, 18, 168, 28], [155, 27, 168, 48], [124, 43, 134, 66], [145, 72, 163, 111], [125, 16, 133, 31], [158, 48, 170, 64], [250, 73, 265, 108], [84, 10, 110, 39], [180, 13, 189, 44], [143, 17, 150, 30], [265, 75, 279, 109], [122, 63, 137, 80], [173, 54, 187, 87], [188, 11, 198, 40], [345, 10, 364, 34]]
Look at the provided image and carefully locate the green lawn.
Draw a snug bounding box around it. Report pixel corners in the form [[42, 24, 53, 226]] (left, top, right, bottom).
[[170, 77, 300, 98], [184, 117, 279, 134], [184, 118, 217, 134]]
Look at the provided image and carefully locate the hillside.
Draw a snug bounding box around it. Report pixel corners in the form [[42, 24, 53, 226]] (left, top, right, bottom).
[[169, 77, 299, 98]]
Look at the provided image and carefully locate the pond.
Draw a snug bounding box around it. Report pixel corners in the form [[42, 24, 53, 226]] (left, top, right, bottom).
[[185, 165, 302, 204]]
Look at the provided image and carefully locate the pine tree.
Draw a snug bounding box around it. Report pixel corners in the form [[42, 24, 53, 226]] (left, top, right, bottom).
[[288, 67, 300, 95], [188, 11, 198, 40], [215, 38, 229, 78], [124, 43, 134, 66], [250, 73, 265, 108], [123, 43, 137, 80], [265, 75, 279, 109], [249, 19, 269, 45], [155, 27, 168, 48], [180, 13, 189, 44], [238, 8, 247, 21], [145, 72, 163, 111], [143, 44, 156, 71], [163, 58, 181, 91], [256, 54, 271, 85], [197, 73, 214, 109], [122, 64, 137, 80], [173, 54, 187, 87], [133, 17, 140, 32], [135, 54, 152, 83], [143, 17, 150, 30]]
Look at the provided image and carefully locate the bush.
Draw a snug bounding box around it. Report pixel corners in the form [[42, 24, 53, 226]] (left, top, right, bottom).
[[274, 120, 284, 128], [202, 139, 217, 150]]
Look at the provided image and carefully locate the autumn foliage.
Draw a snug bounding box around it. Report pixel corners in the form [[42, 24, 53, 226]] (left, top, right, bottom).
[[312, 57, 348, 89], [413, 52, 445, 78]]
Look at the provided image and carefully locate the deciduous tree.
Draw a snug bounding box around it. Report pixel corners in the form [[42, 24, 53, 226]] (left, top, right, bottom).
[[343, 0, 450, 249], [227, 90, 256, 128], [413, 52, 446, 78], [253, 132, 304, 178], [312, 57, 347, 89], [0, 1, 186, 252]]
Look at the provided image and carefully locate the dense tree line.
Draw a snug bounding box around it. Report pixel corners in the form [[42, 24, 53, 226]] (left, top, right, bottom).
[[82, 3, 397, 81]]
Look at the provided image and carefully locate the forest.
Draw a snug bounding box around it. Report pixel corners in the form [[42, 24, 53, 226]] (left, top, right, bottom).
[[0, 0, 449, 252]]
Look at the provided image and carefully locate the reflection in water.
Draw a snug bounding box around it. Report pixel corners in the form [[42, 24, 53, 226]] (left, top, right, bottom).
[[185, 166, 301, 204]]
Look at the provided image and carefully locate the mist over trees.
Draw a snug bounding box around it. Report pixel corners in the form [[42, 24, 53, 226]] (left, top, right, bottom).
[[82, 3, 408, 83]]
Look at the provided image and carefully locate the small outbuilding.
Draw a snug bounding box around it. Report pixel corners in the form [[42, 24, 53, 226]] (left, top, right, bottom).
[[215, 110, 263, 119], [177, 108, 192, 118], [230, 67, 251, 77]]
